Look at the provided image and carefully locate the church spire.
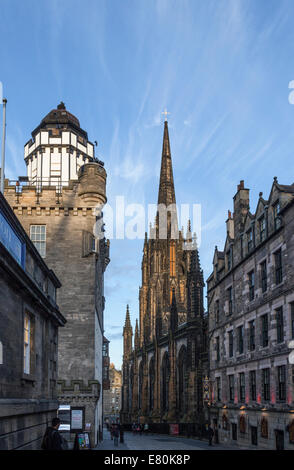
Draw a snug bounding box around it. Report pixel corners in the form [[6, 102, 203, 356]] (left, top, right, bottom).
[[123, 304, 133, 358], [157, 120, 176, 207]]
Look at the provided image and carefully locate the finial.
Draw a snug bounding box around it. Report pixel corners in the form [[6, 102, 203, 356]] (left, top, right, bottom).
[[57, 101, 66, 110], [162, 108, 170, 122], [259, 191, 263, 198], [273, 176, 278, 183]]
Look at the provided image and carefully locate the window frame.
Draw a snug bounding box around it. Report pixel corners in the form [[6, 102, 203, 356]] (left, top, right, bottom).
[[30, 225, 46, 258]]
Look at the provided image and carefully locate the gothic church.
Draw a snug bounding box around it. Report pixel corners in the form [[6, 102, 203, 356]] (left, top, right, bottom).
[[121, 120, 208, 433]]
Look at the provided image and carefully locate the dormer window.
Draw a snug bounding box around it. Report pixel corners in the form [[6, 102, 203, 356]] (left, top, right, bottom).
[[259, 216, 266, 242], [273, 201, 281, 230], [247, 229, 253, 252]]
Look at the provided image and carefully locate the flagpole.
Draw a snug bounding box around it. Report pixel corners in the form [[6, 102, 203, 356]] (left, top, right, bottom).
[[1, 98, 7, 194]]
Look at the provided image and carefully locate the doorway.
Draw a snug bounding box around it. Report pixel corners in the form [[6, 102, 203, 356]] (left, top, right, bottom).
[[275, 430, 284, 450]]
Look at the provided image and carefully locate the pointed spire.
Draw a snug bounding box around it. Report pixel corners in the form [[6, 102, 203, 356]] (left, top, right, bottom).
[[157, 121, 176, 207], [134, 319, 139, 350], [124, 304, 132, 329]]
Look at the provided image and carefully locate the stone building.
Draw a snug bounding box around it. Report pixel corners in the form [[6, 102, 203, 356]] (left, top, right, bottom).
[[103, 363, 122, 424], [121, 121, 208, 434], [207, 178, 294, 450], [4, 103, 110, 446], [0, 192, 66, 449]]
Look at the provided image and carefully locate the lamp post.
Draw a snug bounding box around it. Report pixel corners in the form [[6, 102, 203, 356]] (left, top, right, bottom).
[[0, 98, 7, 194]]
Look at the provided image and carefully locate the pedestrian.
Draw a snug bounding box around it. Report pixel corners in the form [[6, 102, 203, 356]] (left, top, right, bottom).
[[208, 425, 214, 446], [113, 425, 119, 447], [110, 423, 114, 440], [41, 417, 67, 450], [139, 424, 143, 436], [144, 423, 149, 434], [120, 425, 124, 444]]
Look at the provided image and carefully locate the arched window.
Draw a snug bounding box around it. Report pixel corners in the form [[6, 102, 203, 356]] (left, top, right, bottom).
[[149, 357, 155, 411], [138, 362, 143, 410], [161, 353, 170, 412], [129, 365, 134, 411], [178, 346, 187, 414]]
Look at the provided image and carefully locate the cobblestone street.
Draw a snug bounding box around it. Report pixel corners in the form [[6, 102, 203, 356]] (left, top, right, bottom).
[[95, 428, 246, 451]]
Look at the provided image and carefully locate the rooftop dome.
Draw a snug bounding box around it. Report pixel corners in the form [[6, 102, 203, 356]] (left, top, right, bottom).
[[41, 102, 80, 128]]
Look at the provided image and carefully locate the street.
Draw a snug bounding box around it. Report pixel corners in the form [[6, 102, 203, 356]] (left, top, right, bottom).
[[95, 428, 246, 451]]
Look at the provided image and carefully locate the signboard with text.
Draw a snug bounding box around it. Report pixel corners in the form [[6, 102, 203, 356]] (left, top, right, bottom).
[[0, 210, 25, 267], [70, 407, 84, 432]]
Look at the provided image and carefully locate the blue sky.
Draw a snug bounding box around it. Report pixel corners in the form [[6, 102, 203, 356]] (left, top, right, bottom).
[[1, 0, 294, 369]]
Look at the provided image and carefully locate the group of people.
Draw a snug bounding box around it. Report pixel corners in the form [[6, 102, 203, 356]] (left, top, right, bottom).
[[108, 421, 124, 446], [132, 422, 149, 435]]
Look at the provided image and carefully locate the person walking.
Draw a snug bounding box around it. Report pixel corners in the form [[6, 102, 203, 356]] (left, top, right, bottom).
[[208, 425, 214, 446], [113, 425, 119, 447], [41, 417, 67, 450], [144, 423, 149, 434], [119, 425, 124, 444]]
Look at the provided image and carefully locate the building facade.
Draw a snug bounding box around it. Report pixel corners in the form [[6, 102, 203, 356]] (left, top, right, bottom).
[[103, 363, 122, 424], [4, 103, 110, 446], [0, 192, 65, 450], [207, 178, 294, 450], [121, 121, 208, 435]]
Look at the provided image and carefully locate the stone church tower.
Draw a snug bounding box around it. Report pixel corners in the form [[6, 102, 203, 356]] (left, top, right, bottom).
[[121, 120, 208, 434], [4, 103, 110, 446]]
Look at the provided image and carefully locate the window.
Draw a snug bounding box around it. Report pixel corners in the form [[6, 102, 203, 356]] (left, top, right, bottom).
[[259, 216, 266, 242], [216, 377, 221, 402], [276, 307, 284, 343], [216, 337, 220, 362], [278, 365, 286, 401], [275, 249, 282, 285], [261, 260, 267, 293], [249, 370, 256, 401], [248, 271, 255, 301], [229, 375, 234, 402], [249, 320, 255, 351], [215, 300, 220, 324], [261, 314, 269, 347], [262, 368, 270, 401], [247, 229, 253, 252], [238, 326, 244, 354], [273, 201, 281, 230], [169, 243, 176, 277], [24, 313, 34, 375], [228, 287, 233, 315], [30, 225, 46, 257], [229, 330, 234, 357], [239, 373, 245, 402]]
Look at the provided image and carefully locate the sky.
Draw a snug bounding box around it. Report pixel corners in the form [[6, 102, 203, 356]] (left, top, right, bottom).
[[1, 0, 294, 369]]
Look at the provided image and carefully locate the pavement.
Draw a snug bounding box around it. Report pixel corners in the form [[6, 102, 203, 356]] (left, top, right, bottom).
[[94, 428, 245, 451]]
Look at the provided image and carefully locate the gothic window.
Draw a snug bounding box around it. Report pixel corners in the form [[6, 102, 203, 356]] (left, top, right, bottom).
[[149, 358, 155, 411], [138, 362, 143, 410], [169, 243, 176, 277], [129, 366, 134, 411], [178, 347, 187, 414], [161, 353, 170, 412]]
